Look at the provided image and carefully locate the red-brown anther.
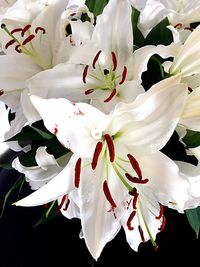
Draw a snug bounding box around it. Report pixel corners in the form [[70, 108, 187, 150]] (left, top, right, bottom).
[[127, 210, 136, 231], [119, 66, 127, 85], [104, 88, 117, 103], [21, 24, 31, 37], [159, 216, 166, 231], [0, 90, 4, 96], [22, 34, 35, 45], [127, 154, 142, 179], [58, 195, 67, 210], [84, 89, 94, 95], [111, 51, 117, 71], [11, 28, 23, 35], [35, 27, 46, 34], [92, 50, 102, 69], [104, 134, 115, 162], [74, 158, 82, 188], [184, 27, 193, 32], [125, 173, 149, 184], [63, 198, 70, 211], [5, 39, 16, 49], [15, 44, 22, 53], [138, 225, 145, 242], [103, 180, 117, 209], [156, 203, 164, 220], [188, 87, 193, 93], [92, 141, 103, 170], [82, 65, 89, 83], [133, 192, 139, 210], [174, 23, 183, 28]]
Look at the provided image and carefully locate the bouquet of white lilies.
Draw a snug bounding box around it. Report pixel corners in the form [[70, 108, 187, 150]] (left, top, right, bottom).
[[0, 0, 200, 260]]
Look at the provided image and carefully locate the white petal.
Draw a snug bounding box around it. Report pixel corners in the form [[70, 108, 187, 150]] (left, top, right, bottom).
[[138, 151, 197, 212], [15, 154, 77, 206], [180, 87, 200, 131], [27, 63, 88, 102], [30, 95, 109, 157], [79, 158, 127, 260], [170, 25, 200, 76], [131, 44, 180, 81], [92, 0, 133, 63], [138, 0, 169, 37], [0, 55, 41, 90], [110, 75, 188, 153]]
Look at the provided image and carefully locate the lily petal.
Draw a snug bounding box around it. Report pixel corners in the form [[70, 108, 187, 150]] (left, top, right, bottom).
[[30, 95, 109, 157], [15, 154, 77, 207]]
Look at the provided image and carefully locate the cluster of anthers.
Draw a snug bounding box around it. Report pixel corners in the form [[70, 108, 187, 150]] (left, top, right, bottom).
[[1, 23, 46, 54], [82, 50, 127, 103]]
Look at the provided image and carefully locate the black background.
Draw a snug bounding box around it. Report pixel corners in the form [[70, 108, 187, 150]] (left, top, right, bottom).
[[0, 166, 199, 267]]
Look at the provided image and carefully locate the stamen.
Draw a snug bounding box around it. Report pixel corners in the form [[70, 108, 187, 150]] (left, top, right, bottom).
[[119, 66, 127, 85], [159, 216, 166, 231], [22, 34, 35, 45], [92, 50, 102, 69], [111, 51, 117, 71], [138, 225, 145, 242], [156, 204, 164, 220], [74, 158, 82, 188], [35, 27, 46, 34], [188, 87, 193, 93], [57, 195, 67, 210], [104, 88, 117, 103], [0, 90, 4, 96], [174, 23, 182, 28], [5, 39, 16, 49], [85, 89, 94, 95], [15, 45, 22, 53], [11, 28, 22, 35], [184, 27, 193, 32], [63, 198, 70, 211], [125, 173, 149, 184], [133, 192, 139, 210], [127, 154, 142, 179], [104, 134, 115, 162], [127, 210, 136, 231], [103, 180, 117, 209], [21, 24, 31, 37], [82, 65, 89, 83], [92, 141, 103, 170]]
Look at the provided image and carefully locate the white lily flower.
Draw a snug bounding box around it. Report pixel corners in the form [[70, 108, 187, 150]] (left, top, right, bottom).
[[27, 0, 145, 115], [0, 0, 92, 148], [137, 0, 200, 37], [14, 77, 198, 259]]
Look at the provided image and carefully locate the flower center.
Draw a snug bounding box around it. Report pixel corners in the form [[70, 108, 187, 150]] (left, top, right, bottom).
[[82, 50, 127, 103], [1, 23, 50, 69]]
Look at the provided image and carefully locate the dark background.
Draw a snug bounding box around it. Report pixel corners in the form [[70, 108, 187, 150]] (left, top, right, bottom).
[[0, 166, 199, 267]]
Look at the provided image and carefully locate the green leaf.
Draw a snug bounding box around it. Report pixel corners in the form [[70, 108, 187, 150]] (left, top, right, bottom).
[[0, 174, 25, 218], [185, 207, 200, 238], [144, 18, 173, 46], [5, 120, 52, 142], [183, 130, 200, 149], [34, 200, 60, 227], [30, 125, 54, 140], [131, 8, 144, 48], [86, 0, 109, 16]]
